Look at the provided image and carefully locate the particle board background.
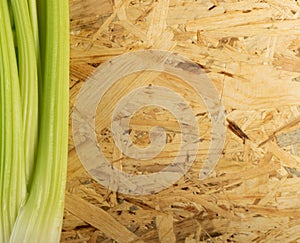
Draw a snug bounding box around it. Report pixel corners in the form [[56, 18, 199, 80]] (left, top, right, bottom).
[[64, 0, 300, 242]]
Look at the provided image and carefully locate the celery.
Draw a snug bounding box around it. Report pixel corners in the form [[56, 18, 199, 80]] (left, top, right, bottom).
[[0, 0, 27, 242], [10, 0, 38, 188], [0, 0, 69, 242], [27, 0, 39, 57], [9, 0, 69, 242]]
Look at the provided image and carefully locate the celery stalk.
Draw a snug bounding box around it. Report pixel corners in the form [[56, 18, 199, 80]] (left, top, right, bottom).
[[9, 0, 69, 242], [0, 0, 27, 242], [27, 0, 42, 110], [10, 0, 38, 188], [27, 0, 39, 57]]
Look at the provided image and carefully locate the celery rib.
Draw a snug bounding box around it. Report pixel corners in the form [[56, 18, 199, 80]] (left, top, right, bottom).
[[0, 1, 27, 242], [9, 0, 69, 241], [10, 0, 39, 188], [0, 0, 69, 241]]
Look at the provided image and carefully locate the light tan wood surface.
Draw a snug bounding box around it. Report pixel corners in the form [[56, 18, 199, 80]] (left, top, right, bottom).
[[64, 0, 300, 242]]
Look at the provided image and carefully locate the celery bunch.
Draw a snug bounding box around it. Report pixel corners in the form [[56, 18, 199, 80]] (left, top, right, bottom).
[[0, 0, 69, 242]]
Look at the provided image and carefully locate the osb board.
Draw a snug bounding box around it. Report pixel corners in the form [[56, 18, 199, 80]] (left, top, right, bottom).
[[65, 0, 300, 242]]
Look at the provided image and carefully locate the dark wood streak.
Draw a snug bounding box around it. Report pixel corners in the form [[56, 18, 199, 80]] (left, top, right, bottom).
[[226, 118, 249, 143]]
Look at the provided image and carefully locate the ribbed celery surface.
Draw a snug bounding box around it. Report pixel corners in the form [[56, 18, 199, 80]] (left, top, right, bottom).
[[0, 0, 69, 242], [0, 1, 27, 241]]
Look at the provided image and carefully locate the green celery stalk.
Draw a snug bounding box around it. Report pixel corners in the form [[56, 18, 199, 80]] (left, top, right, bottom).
[[0, 0, 27, 242], [27, 0, 39, 57], [9, 0, 69, 242], [27, 0, 42, 111], [10, 0, 39, 188]]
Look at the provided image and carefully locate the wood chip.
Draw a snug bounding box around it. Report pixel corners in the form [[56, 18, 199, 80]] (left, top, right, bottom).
[[156, 214, 176, 243], [65, 192, 143, 243]]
